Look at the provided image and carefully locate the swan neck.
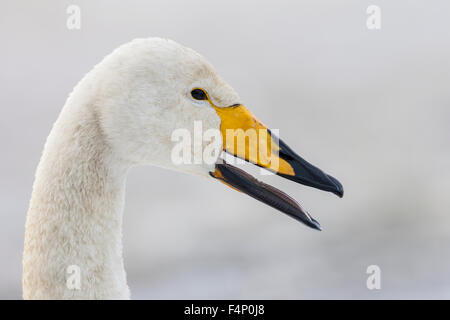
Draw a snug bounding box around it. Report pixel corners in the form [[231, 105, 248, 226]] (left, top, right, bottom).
[[23, 106, 131, 299]]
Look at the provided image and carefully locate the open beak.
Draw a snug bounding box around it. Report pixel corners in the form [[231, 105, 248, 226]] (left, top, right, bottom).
[[209, 104, 343, 230]]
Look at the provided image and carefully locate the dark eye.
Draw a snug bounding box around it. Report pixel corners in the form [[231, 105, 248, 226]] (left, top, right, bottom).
[[191, 88, 208, 101]]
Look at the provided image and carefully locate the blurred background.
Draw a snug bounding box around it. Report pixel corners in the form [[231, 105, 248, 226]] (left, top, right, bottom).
[[1, 0, 450, 299]]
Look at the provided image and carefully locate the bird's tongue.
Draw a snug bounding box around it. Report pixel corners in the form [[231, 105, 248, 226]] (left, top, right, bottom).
[[210, 160, 321, 230]]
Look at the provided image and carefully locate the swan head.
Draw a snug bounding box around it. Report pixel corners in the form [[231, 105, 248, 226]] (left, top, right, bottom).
[[89, 38, 343, 230]]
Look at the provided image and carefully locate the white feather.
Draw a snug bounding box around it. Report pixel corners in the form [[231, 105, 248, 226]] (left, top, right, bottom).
[[23, 38, 240, 299]]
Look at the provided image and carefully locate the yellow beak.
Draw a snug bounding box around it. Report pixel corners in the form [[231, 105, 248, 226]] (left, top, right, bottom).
[[213, 104, 295, 176], [208, 100, 343, 230]]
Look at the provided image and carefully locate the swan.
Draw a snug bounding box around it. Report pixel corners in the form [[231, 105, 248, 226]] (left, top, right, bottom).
[[23, 38, 343, 299]]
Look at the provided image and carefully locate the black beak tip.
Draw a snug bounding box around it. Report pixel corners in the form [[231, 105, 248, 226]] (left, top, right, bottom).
[[310, 218, 322, 231], [326, 174, 344, 198], [299, 215, 322, 231], [334, 187, 344, 198]]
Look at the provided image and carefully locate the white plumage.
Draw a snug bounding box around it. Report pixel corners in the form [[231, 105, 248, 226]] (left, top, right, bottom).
[[23, 38, 238, 299], [23, 37, 343, 300]]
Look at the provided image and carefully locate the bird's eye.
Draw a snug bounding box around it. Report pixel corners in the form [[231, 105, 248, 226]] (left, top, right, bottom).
[[191, 88, 208, 101]]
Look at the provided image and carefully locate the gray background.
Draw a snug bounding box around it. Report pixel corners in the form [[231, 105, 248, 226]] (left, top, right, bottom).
[[1, 0, 450, 299]]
